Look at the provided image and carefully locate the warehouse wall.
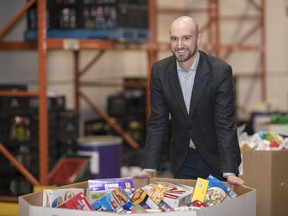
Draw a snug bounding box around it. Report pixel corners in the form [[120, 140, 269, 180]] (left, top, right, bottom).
[[1, 0, 288, 132]]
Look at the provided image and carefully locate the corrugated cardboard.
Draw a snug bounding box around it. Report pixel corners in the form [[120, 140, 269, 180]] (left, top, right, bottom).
[[19, 177, 256, 216], [241, 150, 288, 216]]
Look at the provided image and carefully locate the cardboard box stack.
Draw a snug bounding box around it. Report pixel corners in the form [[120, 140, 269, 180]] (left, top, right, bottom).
[[19, 177, 256, 216]]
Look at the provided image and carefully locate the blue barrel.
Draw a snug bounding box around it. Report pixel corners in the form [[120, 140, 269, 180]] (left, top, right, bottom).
[[77, 136, 122, 179]]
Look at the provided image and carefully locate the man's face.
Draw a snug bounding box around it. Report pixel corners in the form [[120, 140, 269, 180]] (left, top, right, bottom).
[[170, 21, 200, 63]]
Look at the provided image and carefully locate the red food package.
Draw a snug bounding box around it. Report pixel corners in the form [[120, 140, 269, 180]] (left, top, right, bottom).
[[57, 192, 93, 211], [193, 200, 208, 208]]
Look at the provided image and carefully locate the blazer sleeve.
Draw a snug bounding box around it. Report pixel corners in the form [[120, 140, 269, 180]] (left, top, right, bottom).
[[142, 63, 170, 170], [214, 64, 241, 174]]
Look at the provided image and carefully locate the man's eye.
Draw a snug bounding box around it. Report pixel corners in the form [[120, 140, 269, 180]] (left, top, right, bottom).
[[171, 37, 177, 42], [183, 36, 191, 41]]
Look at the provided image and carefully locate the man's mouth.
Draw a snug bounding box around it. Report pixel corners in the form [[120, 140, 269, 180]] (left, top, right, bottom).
[[177, 49, 186, 53]]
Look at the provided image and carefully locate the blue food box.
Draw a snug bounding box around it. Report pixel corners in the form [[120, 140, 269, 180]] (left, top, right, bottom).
[[91, 187, 133, 212], [204, 175, 237, 206]]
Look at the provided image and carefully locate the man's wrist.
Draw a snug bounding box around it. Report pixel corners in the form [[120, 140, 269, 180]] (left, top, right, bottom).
[[223, 172, 236, 178], [144, 168, 156, 173]]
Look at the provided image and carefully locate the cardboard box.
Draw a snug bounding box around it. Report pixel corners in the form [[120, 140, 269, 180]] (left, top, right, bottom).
[[241, 150, 288, 216], [19, 178, 256, 216], [255, 123, 288, 136]]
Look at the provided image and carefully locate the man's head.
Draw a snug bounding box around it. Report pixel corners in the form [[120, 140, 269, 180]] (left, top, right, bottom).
[[169, 16, 201, 66]]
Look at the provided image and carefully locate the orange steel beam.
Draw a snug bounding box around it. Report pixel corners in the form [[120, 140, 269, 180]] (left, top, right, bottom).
[[47, 38, 114, 49], [221, 20, 262, 60], [37, 0, 49, 185], [79, 81, 147, 88], [0, 144, 40, 186], [0, 91, 38, 97], [79, 51, 106, 77], [73, 50, 143, 150], [0, 0, 36, 39], [157, 8, 213, 14], [213, 0, 220, 57], [0, 41, 37, 50], [79, 91, 139, 149]]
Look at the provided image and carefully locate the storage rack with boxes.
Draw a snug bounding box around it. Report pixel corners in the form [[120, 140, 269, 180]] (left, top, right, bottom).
[[0, 0, 266, 206]]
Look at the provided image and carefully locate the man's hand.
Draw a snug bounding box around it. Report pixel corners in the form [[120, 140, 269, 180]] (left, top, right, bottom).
[[227, 175, 245, 185], [132, 169, 153, 179]]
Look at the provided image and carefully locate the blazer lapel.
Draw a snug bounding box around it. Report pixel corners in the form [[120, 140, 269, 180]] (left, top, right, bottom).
[[189, 55, 209, 117], [167, 59, 189, 117]]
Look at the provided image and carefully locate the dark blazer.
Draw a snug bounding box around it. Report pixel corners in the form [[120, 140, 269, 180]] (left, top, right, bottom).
[[143, 50, 241, 176]]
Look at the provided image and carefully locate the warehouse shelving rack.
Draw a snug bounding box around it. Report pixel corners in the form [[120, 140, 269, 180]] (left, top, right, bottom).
[[0, 0, 266, 201]]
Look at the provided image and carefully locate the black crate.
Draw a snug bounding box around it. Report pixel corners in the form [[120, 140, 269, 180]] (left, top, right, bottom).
[[57, 110, 79, 142], [0, 175, 14, 196], [107, 95, 127, 117], [6, 174, 33, 196], [0, 144, 59, 176], [0, 108, 38, 146], [84, 118, 115, 136], [0, 154, 17, 175], [29, 95, 66, 111], [0, 108, 58, 147], [0, 84, 29, 109], [107, 93, 146, 118], [0, 84, 27, 91]]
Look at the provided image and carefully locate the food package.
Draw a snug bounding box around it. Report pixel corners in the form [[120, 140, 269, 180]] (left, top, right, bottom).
[[57, 192, 93, 211], [87, 177, 135, 203], [42, 188, 84, 207]]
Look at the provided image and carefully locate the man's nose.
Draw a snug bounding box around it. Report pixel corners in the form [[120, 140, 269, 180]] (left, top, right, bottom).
[[177, 39, 183, 47]]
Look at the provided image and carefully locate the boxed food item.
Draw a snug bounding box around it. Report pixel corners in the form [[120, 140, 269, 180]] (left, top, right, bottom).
[[191, 178, 209, 202], [57, 192, 93, 211], [19, 177, 256, 216], [42, 188, 84, 207], [86, 177, 135, 203], [139, 183, 172, 212], [91, 187, 133, 212], [143, 180, 194, 209], [204, 175, 237, 206]]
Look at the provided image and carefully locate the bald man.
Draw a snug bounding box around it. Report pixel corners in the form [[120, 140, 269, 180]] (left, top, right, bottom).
[[135, 16, 244, 186]]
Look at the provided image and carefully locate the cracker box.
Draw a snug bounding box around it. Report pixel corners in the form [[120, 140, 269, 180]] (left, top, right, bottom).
[[91, 187, 133, 212], [57, 192, 93, 211], [87, 177, 135, 203], [142, 179, 194, 208], [42, 188, 84, 207]]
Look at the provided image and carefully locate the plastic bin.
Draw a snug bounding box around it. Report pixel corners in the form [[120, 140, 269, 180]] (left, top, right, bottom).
[[77, 136, 122, 179]]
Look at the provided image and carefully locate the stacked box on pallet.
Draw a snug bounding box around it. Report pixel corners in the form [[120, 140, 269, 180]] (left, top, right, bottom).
[[25, 0, 149, 41]]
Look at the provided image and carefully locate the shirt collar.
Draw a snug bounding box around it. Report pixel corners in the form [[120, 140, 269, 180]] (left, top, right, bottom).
[[177, 51, 200, 72]]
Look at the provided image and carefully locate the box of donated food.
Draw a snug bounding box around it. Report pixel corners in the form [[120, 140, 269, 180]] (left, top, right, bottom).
[[19, 177, 256, 216], [241, 150, 288, 216]]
